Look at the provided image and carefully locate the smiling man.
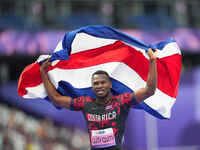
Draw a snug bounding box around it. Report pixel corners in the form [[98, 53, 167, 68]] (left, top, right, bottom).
[[39, 48, 157, 150]]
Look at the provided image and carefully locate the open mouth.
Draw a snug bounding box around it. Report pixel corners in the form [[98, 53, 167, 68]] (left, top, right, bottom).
[[96, 89, 105, 95]]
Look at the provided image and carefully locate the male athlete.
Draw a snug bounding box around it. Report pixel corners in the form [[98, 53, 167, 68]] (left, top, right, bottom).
[[40, 48, 157, 150]]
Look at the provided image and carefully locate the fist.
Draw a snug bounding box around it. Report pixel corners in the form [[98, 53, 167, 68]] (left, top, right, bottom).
[[40, 58, 51, 72], [147, 48, 157, 60]]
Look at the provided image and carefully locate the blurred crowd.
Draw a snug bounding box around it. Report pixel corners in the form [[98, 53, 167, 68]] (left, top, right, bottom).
[[0, 103, 90, 150], [1, 0, 200, 30]]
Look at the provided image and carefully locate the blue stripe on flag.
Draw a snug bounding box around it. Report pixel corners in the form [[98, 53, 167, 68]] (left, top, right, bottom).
[[45, 77, 167, 119], [52, 25, 175, 61]]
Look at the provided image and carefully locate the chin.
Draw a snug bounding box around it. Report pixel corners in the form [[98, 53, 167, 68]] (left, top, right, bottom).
[[95, 93, 108, 99], [96, 95, 106, 99]]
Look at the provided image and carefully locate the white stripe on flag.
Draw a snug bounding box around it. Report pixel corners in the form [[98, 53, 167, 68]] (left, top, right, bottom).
[[23, 62, 175, 118], [71, 33, 117, 54]]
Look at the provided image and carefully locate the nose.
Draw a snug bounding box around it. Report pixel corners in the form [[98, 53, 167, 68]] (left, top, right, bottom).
[[96, 83, 103, 88]]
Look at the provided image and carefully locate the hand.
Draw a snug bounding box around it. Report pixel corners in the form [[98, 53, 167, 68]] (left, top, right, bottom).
[[40, 58, 51, 73], [147, 48, 157, 61]]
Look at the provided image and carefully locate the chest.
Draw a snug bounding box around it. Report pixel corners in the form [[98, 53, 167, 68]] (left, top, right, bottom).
[[83, 102, 121, 122]]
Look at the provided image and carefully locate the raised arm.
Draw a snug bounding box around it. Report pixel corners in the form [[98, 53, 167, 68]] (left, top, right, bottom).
[[40, 59, 72, 109], [134, 48, 157, 103]]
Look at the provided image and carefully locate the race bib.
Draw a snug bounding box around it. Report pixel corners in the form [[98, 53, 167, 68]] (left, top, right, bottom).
[[91, 128, 116, 148]]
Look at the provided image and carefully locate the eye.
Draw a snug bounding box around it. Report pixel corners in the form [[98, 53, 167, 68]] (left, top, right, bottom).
[[93, 81, 98, 85], [101, 81, 106, 84]]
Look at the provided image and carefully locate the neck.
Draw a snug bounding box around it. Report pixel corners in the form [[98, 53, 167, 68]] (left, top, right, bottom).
[[95, 93, 112, 105]]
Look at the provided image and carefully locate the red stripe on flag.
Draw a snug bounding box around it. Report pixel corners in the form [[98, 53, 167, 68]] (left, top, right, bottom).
[[52, 41, 181, 98], [18, 63, 42, 97], [18, 41, 181, 98]]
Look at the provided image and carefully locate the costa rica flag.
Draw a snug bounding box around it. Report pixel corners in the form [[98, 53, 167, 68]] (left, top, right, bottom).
[[17, 25, 182, 119]]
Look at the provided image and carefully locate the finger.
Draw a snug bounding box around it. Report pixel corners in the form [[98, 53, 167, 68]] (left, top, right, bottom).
[[154, 49, 159, 51], [41, 59, 51, 67], [147, 48, 154, 54], [153, 49, 159, 55], [47, 56, 51, 61], [43, 58, 51, 65], [147, 48, 152, 55], [150, 48, 158, 52], [45, 57, 50, 62]]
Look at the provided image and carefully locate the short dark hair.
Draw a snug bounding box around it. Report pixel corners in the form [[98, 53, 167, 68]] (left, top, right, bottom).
[[92, 70, 110, 79]]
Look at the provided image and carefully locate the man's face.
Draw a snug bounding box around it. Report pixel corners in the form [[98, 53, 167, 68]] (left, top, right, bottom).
[[92, 74, 112, 99]]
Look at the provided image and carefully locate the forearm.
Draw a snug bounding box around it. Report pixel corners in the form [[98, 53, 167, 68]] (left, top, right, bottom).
[[40, 70, 60, 102], [134, 49, 157, 103], [146, 58, 157, 95], [39, 59, 72, 108]]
